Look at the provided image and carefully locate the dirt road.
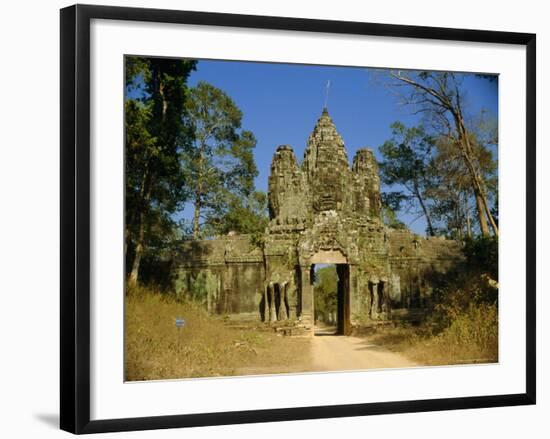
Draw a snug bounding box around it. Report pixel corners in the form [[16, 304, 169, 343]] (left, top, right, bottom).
[[310, 327, 417, 372], [234, 327, 417, 377]]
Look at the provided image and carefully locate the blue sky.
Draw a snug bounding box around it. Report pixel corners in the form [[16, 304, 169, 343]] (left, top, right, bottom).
[[185, 59, 498, 235]]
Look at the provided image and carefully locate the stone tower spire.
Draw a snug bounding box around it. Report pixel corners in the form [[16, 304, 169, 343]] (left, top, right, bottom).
[[268, 145, 306, 221], [303, 109, 348, 175], [303, 109, 350, 213], [352, 148, 382, 220]]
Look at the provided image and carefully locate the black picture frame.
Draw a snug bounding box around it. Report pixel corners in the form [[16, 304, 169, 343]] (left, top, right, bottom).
[[60, 4, 536, 434]]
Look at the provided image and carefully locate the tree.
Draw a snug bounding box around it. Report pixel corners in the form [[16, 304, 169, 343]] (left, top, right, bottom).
[[389, 71, 498, 236], [380, 194, 407, 230], [204, 190, 268, 237], [125, 56, 196, 286], [428, 136, 474, 238], [314, 266, 338, 324], [183, 81, 258, 239], [470, 110, 499, 224], [379, 122, 437, 236], [427, 113, 497, 239]]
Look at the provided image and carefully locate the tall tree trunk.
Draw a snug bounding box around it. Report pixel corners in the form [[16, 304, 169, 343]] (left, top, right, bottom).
[[129, 64, 168, 286], [192, 193, 202, 239], [414, 182, 435, 236], [390, 72, 498, 237], [152, 63, 168, 120], [455, 116, 499, 237], [129, 210, 145, 286], [128, 167, 152, 286], [462, 147, 498, 236], [124, 227, 129, 261], [192, 150, 205, 239], [475, 191, 490, 236]]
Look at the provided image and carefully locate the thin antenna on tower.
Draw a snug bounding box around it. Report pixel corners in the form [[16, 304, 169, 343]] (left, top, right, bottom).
[[324, 80, 331, 110]]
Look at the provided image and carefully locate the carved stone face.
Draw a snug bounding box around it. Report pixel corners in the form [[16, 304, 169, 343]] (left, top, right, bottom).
[[303, 111, 349, 214]]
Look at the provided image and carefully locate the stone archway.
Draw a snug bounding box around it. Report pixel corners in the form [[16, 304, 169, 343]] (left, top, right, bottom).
[[310, 250, 348, 265], [305, 250, 352, 336]]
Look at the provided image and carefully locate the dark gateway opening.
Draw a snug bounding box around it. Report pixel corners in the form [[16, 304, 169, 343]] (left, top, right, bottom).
[[313, 264, 350, 336]]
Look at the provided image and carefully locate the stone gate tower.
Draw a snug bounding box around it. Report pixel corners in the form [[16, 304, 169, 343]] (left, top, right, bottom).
[[173, 109, 462, 334]]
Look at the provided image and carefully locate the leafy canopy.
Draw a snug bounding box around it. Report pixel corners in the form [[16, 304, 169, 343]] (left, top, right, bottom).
[[183, 81, 260, 238]]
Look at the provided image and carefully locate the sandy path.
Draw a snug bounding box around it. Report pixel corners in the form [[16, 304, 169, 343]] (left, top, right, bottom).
[[310, 328, 417, 372], [234, 327, 417, 377]]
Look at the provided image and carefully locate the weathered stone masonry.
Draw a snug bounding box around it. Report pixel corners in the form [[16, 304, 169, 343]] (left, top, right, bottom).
[[172, 109, 462, 334]]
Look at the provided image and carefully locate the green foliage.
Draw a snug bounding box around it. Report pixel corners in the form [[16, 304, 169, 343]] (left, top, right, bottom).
[[125, 56, 197, 284], [124, 56, 149, 89], [183, 81, 259, 238], [387, 70, 499, 237], [379, 114, 498, 238], [463, 235, 498, 279], [421, 270, 499, 364], [381, 195, 407, 229], [430, 272, 497, 327], [427, 114, 498, 239], [427, 236, 498, 337], [379, 122, 435, 187], [205, 191, 269, 238], [399, 235, 500, 363], [124, 59, 263, 284], [379, 122, 437, 235], [314, 266, 338, 324]]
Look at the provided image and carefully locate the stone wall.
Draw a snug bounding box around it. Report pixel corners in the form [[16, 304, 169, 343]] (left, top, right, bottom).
[[172, 237, 265, 317]]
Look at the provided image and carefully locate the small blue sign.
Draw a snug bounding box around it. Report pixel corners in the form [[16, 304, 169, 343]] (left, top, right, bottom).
[[175, 318, 185, 328]]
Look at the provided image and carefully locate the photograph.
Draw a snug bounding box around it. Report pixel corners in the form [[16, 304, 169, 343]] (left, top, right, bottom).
[[124, 56, 499, 381]]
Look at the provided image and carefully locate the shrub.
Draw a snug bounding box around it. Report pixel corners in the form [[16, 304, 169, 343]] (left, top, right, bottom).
[[440, 302, 498, 356], [404, 236, 500, 363], [429, 271, 498, 333], [463, 235, 498, 279]]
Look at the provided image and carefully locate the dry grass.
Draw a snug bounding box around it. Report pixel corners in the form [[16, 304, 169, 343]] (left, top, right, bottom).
[[125, 285, 311, 381], [364, 303, 498, 366], [125, 284, 498, 380]]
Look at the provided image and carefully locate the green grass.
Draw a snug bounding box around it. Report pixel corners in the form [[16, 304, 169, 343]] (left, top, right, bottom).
[[125, 285, 311, 381]]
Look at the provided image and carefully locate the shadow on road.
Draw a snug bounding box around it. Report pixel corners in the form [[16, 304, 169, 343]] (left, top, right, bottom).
[[314, 325, 339, 336]]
